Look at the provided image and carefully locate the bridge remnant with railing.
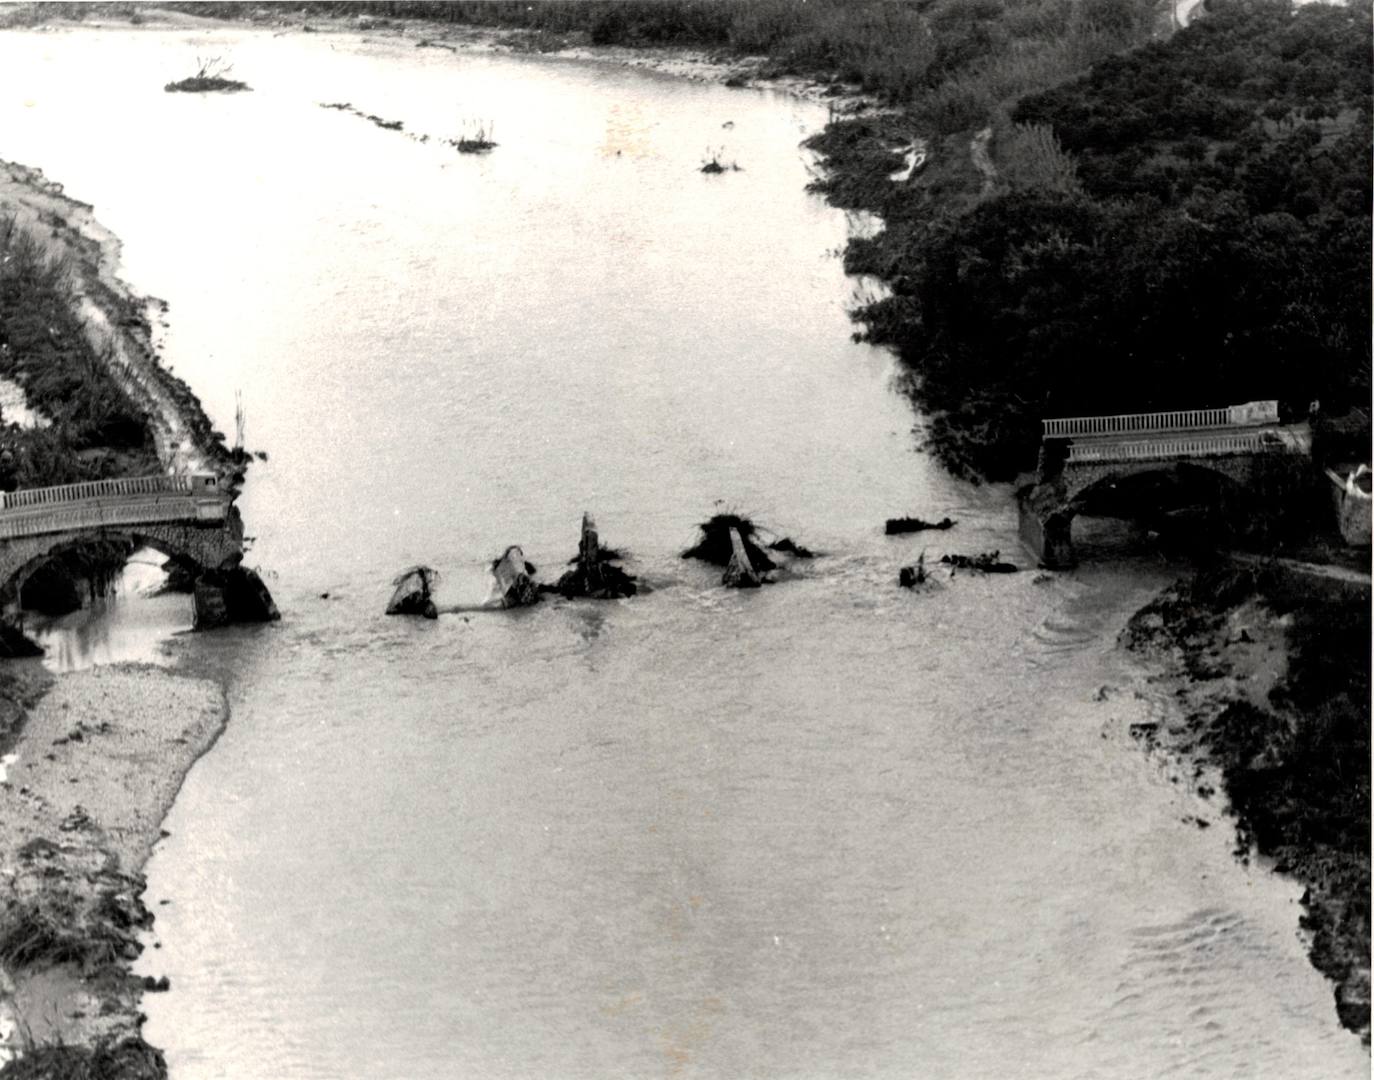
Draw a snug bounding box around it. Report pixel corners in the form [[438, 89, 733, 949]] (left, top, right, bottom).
[[1020, 401, 1310, 567], [0, 471, 275, 630], [0, 474, 227, 540]]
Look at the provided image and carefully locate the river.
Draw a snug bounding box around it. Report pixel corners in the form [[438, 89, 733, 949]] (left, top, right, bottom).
[[0, 22, 1364, 1080]]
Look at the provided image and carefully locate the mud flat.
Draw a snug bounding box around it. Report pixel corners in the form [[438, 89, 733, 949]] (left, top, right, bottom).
[[1122, 563, 1371, 1044]]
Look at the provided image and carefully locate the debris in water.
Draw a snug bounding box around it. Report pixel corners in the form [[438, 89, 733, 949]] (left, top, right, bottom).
[[165, 57, 250, 94], [885, 516, 955, 535], [700, 146, 742, 174], [683, 514, 776, 572], [940, 551, 1018, 574], [898, 553, 929, 589], [768, 537, 816, 559]]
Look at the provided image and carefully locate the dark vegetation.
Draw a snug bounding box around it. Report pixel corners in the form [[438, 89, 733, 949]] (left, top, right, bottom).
[[1125, 565, 1371, 1039], [814, 0, 1371, 480], [699, 148, 740, 174], [0, 1038, 166, 1080], [167, 0, 1158, 105], [0, 217, 163, 612], [0, 218, 157, 488]]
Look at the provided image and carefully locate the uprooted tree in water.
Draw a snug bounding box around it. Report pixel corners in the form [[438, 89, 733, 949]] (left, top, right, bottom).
[[682, 512, 816, 589], [722, 527, 763, 588]]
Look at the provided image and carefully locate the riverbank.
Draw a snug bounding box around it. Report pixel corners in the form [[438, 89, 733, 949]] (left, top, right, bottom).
[[0, 142, 248, 1075], [1123, 562, 1371, 1043], [0, 665, 226, 1077], [0, 158, 245, 487]]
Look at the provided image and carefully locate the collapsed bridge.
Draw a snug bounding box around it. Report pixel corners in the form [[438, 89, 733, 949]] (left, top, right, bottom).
[[1019, 401, 1312, 568], [0, 472, 276, 629]]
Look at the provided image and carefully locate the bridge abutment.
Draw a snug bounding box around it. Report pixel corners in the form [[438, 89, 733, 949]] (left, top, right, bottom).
[[1018, 496, 1076, 569], [191, 566, 279, 630]]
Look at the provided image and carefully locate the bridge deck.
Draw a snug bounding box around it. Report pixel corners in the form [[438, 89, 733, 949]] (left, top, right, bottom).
[[1063, 423, 1310, 465], [0, 494, 227, 541]]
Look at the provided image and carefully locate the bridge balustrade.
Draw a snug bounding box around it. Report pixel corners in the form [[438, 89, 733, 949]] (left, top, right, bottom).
[[1043, 407, 1233, 438], [0, 474, 192, 511]]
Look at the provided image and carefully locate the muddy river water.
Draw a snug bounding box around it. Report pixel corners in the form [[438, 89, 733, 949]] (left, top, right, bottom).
[[0, 24, 1364, 1080]]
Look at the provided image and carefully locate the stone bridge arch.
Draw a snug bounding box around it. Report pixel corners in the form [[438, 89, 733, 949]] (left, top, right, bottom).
[[1021, 453, 1306, 568], [0, 513, 271, 632], [1, 519, 243, 600], [1058, 456, 1255, 512]]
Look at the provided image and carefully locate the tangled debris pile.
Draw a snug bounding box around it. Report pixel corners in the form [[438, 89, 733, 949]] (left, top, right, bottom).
[[682, 514, 776, 573], [164, 57, 249, 94], [683, 513, 818, 588], [940, 551, 1018, 574]]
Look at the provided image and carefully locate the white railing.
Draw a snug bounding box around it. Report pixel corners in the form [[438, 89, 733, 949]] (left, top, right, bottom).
[[0, 474, 190, 510], [0, 495, 224, 540], [1043, 401, 1279, 439], [1065, 431, 1288, 464], [1044, 408, 1231, 438]]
